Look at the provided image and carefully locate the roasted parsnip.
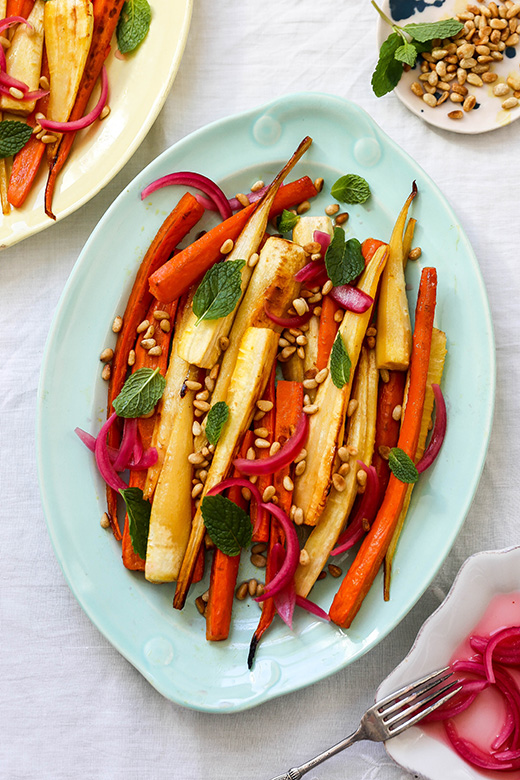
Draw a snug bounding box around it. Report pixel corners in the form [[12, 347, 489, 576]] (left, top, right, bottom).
[[177, 137, 312, 369], [173, 326, 279, 609], [195, 236, 306, 449], [0, 0, 45, 115], [292, 215, 333, 247], [383, 327, 447, 598], [294, 347, 378, 597], [145, 364, 199, 583], [292, 244, 388, 526], [44, 0, 94, 153], [375, 184, 417, 371]]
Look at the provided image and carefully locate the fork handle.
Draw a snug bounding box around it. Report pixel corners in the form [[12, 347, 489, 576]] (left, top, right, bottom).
[[269, 725, 365, 780]]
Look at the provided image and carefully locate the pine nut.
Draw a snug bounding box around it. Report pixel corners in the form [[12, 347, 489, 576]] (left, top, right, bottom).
[[195, 596, 206, 615], [255, 438, 270, 449], [256, 582, 265, 597], [463, 94, 477, 111], [246, 447, 256, 460], [494, 83, 510, 96], [100, 512, 110, 529], [328, 564, 342, 578], [507, 73, 520, 90], [236, 582, 248, 600], [143, 325, 155, 339], [112, 316, 123, 333], [448, 110, 464, 119], [205, 376, 215, 392], [140, 338, 156, 349], [332, 473, 346, 492], [250, 553, 267, 568], [100, 105, 111, 120], [247, 252, 259, 268], [9, 87, 24, 99], [101, 364, 111, 380], [294, 507, 304, 525], [317, 571, 327, 581], [188, 452, 205, 465], [297, 347, 305, 360], [467, 73, 483, 86], [196, 389, 209, 401], [192, 421, 202, 436], [219, 336, 229, 351], [254, 427, 269, 438], [335, 212, 349, 225], [100, 348, 113, 362], [325, 203, 340, 216], [220, 239, 234, 254], [127, 350, 136, 366], [314, 177, 324, 192], [191, 483, 204, 499], [293, 298, 309, 316], [338, 446, 350, 462], [257, 399, 274, 412], [334, 310, 343, 323], [185, 380, 202, 391], [297, 200, 311, 215], [235, 193, 249, 208], [294, 448, 307, 464], [154, 309, 170, 320], [159, 319, 170, 332], [295, 460, 306, 476], [379, 444, 391, 460], [136, 319, 149, 333], [303, 404, 319, 415], [357, 469, 368, 487], [303, 378, 318, 390], [315, 367, 328, 383], [338, 462, 350, 476], [262, 486, 276, 502], [380, 368, 390, 383], [299, 549, 310, 566], [251, 179, 264, 192], [296, 334, 307, 346], [283, 475, 294, 492], [502, 96, 519, 108], [194, 400, 211, 412], [269, 441, 281, 456], [148, 346, 162, 357], [210, 365, 220, 381], [347, 399, 358, 417]]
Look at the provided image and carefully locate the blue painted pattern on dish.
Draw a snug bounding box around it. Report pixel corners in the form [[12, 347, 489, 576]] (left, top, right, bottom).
[[389, 0, 445, 21]]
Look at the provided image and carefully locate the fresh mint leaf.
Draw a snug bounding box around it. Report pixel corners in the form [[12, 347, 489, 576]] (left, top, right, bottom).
[[205, 401, 229, 446], [113, 367, 166, 418], [192, 259, 245, 324], [0, 120, 32, 158], [404, 19, 463, 43], [116, 0, 151, 53], [330, 332, 351, 389], [277, 209, 300, 233], [371, 32, 404, 98], [331, 174, 371, 205], [324, 227, 347, 287], [343, 238, 365, 284], [201, 494, 252, 556], [388, 447, 419, 484], [120, 487, 151, 559], [395, 42, 418, 67]]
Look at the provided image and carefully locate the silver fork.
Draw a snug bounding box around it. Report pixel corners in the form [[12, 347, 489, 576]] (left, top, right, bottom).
[[269, 667, 461, 780]]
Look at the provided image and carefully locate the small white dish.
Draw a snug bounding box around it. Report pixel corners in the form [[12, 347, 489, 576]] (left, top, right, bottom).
[[376, 0, 520, 134], [378, 546, 520, 780]]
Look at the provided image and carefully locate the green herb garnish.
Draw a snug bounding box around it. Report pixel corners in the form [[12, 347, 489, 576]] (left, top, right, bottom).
[[120, 487, 151, 559], [201, 494, 253, 556], [192, 259, 245, 325], [0, 121, 33, 158], [331, 174, 371, 205], [277, 209, 300, 233], [205, 401, 229, 446], [371, 0, 463, 97], [330, 332, 351, 389], [113, 367, 166, 418], [388, 447, 419, 484], [116, 0, 152, 54]]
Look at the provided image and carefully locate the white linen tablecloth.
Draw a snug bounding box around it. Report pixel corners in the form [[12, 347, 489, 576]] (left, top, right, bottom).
[[1, 1, 519, 778]]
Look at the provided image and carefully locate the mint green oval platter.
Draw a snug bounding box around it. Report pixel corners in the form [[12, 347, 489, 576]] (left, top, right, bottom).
[[37, 93, 495, 713]]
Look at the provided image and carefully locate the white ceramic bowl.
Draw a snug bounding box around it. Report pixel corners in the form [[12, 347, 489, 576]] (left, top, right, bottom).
[[378, 546, 520, 780]]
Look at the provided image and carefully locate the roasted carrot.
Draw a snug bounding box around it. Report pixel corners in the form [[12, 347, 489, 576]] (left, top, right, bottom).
[[148, 177, 318, 303], [361, 238, 386, 263], [329, 267, 437, 628], [121, 299, 176, 570], [251, 365, 276, 543], [316, 295, 339, 372], [248, 380, 302, 667], [44, 0, 126, 218], [6, 0, 34, 17], [371, 370, 407, 503], [8, 54, 50, 209], [105, 193, 203, 539], [272, 380, 304, 515], [205, 431, 254, 641], [192, 541, 205, 585]]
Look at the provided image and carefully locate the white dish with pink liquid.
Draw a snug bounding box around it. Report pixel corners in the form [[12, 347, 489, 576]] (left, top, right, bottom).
[[378, 546, 520, 780]]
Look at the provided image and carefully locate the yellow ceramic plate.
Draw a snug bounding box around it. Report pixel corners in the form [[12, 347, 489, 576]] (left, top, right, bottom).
[[0, 0, 192, 250]]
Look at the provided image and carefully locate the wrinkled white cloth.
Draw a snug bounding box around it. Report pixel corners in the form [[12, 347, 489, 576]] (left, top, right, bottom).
[[1, 1, 519, 778]]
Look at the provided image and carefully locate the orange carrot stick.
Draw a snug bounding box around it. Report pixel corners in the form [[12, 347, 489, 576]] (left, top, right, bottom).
[[6, 0, 34, 17], [362, 238, 386, 264], [329, 267, 437, 628], [205, 431, 254, 641], [8, 53, 50, 209], [248, 380, 303, 667], [121, 299, 176, 570], [316, 296, 339, 372], [44, 0, 126, 219], [371, 370, 407, 503], [251, 366, 276, 543], [148, 177, 318, 303], [105, 193, 203, 539], [272, 380, 304, 515]]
